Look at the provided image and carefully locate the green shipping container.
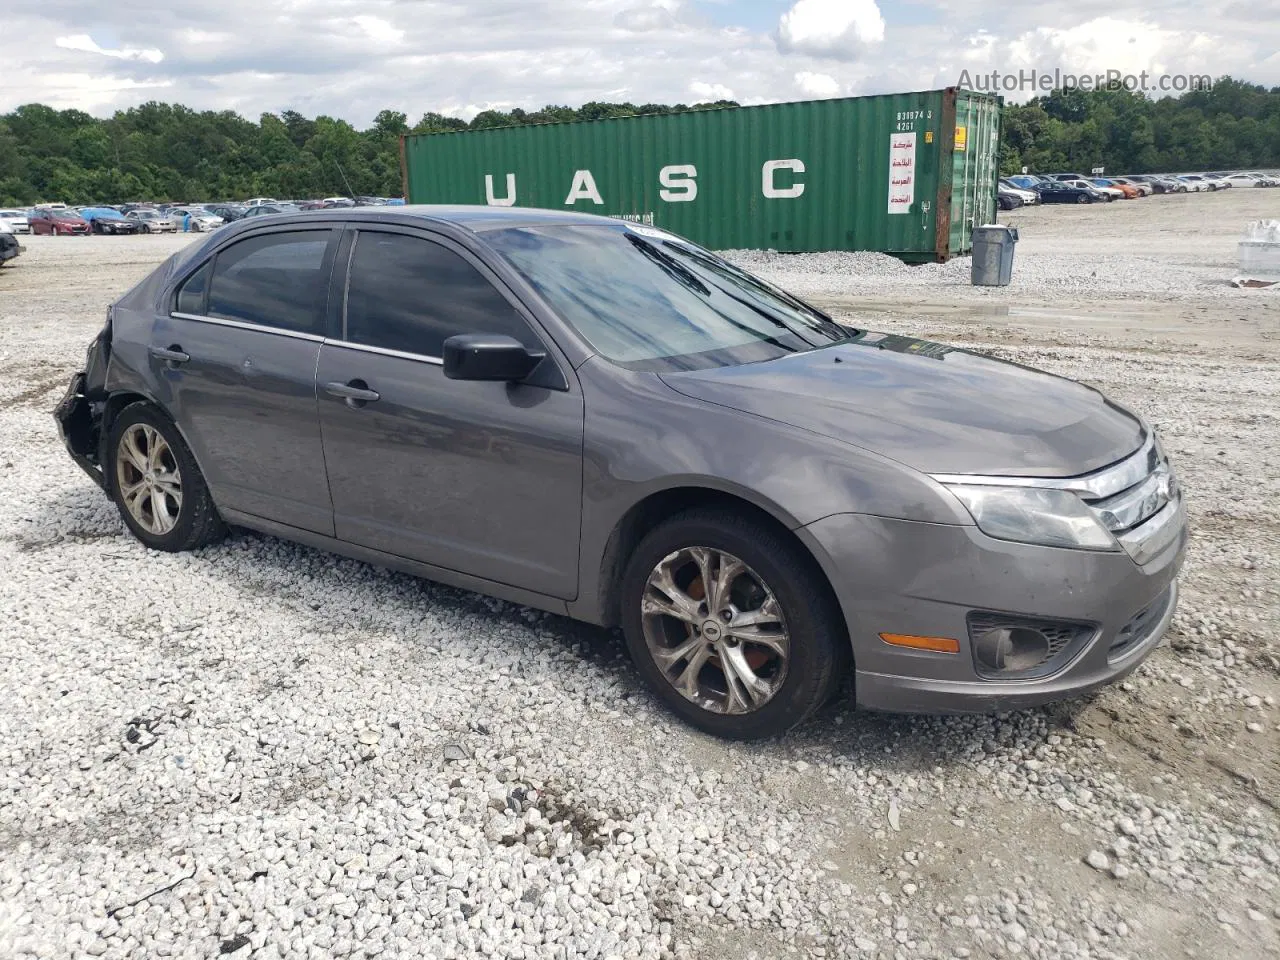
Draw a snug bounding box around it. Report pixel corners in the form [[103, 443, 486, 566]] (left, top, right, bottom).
[[401, 87, 1001, 261]]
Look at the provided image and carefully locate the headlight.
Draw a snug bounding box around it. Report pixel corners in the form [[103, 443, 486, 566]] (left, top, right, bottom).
[[944, 484, 1118, 551]]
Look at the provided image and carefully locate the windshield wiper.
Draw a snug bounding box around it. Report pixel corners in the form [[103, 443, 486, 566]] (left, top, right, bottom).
[[625, 233, 711, 297], [659, 240, 851, 342]]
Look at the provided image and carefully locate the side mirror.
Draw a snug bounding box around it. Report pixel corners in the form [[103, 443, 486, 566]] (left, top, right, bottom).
[[442, 334, 545, 382]]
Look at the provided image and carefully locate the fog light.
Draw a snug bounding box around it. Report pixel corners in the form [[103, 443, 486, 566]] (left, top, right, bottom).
[[972, 627, 1051, 673]]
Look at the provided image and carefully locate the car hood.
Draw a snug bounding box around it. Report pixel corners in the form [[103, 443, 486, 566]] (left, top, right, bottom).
[[659, 332, 1144, 477]]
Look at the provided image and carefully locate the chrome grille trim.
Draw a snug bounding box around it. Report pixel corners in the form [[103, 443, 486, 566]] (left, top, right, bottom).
[[1089, 463, 1174, 533], [930, 432, 1157, 500], [1117, 497, 1185, 565]]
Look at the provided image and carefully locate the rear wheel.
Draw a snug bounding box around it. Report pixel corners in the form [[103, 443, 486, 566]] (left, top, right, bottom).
[[620, 508, 847, 740], [1077, 194, 1089, 204], [108, 402, 225, 552]]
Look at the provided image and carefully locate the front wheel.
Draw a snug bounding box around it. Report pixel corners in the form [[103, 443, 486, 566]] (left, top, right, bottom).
[[107, 402, 226, 552], [620, 508, 847, 740]]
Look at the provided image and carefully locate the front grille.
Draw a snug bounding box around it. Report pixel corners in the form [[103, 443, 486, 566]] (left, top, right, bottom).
[[1109, 586, 1174, 663], [1075, 435, 1181, 564], [966, 612, 1097, 680]]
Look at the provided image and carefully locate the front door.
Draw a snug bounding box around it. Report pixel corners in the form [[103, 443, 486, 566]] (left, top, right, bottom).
[[154, 226, 338, 534], [316, 228, 584, 599]]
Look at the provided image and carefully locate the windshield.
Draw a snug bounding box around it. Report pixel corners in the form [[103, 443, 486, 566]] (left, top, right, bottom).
[[486, 223, 850, 372]]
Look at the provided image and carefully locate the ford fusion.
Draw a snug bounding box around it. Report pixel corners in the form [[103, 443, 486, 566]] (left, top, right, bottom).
[[55, 207, 1186, 739]]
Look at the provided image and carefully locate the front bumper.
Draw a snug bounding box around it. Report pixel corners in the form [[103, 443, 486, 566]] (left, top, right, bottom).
[[803, 503, 1187, 714]]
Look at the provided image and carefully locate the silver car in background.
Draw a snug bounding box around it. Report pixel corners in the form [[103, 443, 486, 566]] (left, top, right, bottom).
[[126, 209, 179, 233], [54, 207, 1186, 739]]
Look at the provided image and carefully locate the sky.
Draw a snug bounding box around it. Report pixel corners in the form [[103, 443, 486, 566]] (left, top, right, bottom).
[[6, 0, 1279, 125]]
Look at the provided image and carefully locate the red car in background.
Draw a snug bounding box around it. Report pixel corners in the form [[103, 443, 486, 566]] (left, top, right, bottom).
[[30, 208, 91, 236]]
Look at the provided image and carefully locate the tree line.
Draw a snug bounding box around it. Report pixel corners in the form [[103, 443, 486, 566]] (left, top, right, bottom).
[[0, 78, 1276, 206]]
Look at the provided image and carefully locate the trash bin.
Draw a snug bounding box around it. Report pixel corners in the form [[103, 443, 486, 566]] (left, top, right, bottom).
[[971, 224, 1018, 286]]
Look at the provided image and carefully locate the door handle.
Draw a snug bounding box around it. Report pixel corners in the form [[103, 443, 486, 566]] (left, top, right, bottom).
[[150, 345, 190, 364], [325, 380, 381, 407]]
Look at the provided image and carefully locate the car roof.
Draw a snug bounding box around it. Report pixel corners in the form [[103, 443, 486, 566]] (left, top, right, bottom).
[[211, 204, 632, 238], [353, 204, 622, 232]]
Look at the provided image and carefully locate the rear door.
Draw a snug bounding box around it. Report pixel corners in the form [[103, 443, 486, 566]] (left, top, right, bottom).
[[315, 226, 585, 599], [153, 225, 339, 534]]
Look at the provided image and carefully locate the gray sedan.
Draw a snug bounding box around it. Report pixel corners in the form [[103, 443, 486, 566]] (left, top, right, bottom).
[[55, 206, 1186, 739]]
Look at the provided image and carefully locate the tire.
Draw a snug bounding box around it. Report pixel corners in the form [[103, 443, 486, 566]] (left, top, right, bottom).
[[619, 507, 847, 740], [107, 402, 226, 552], [1077, 194, 1089, 204]]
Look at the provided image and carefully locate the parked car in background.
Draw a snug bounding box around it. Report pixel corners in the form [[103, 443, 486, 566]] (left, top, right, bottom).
[[127, 210, 178, 233], [1049, 173, 1093, 183], [0, 209, 31, 233], [53, 206, 1186, 739], [1107, 177, 1152, 196], [244, 197, 280, 207], [998, 180, 1039, 205], [0, 218, 22, 267], [1085, 179, 1131, 199], [1038, 182, 1110, 204], [171, 207, 226, 232], [30, 208, 91, 235], [321, 197, 356, 208], [79, 208, 144, 235], [207, 204, 248, 222], [1225, 172, 1277, 187], [997, 188, 1024, 210], [1004, 175, 1047, 192], [1202, 173, 1231, 189], [1129, 175, 1185, 194], [241, 203, 303, 219], [1176, 175, 1212, 192]]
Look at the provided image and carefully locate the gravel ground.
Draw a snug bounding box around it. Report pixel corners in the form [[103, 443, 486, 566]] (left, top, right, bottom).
[[1, 190, 1279, 960]]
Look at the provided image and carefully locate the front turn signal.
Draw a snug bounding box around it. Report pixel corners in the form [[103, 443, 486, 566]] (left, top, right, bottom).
[[879, 633, 961, 654]]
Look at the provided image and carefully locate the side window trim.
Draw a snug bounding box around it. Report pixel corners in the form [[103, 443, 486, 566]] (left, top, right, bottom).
[[323, 337, 444, 366], [170, 311, 329, 343]]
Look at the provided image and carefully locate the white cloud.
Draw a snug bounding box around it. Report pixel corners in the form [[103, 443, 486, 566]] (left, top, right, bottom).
[[690, 81, 735, 101], [353, 16, 404, 44], [54, 34, 164, 64], [795, 71, 841, 98], [776, 0, 885, 60], [955, 17, 1228, 101], [614, 2, 679, 31], [0, 1, 1273, 123]]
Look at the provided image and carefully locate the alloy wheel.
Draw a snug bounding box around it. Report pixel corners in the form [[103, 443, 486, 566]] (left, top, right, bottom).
[[116, 423, 183, 535], [641, 546, 790, 715]]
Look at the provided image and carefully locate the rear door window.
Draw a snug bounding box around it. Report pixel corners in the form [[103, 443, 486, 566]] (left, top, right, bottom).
[[344, 231, 539, 358], [206, 230, 335, 335]]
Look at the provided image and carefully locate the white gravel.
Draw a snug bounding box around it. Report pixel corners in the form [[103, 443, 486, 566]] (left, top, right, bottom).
[[2, 189, 1279, 960]]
